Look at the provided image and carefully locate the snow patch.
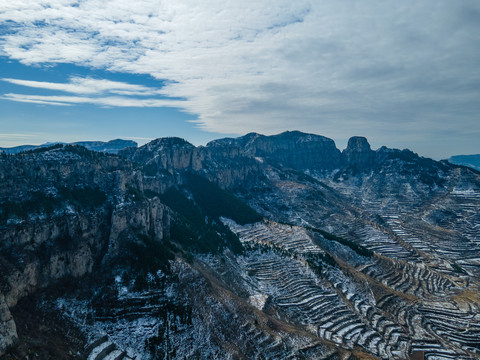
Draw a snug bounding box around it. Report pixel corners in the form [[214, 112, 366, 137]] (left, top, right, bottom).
[[249, 293, 268, 310]]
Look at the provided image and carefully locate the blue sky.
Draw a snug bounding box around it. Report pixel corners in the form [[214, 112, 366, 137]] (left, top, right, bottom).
[[1, 1, 479, 158], [0, 60, 230, 146]]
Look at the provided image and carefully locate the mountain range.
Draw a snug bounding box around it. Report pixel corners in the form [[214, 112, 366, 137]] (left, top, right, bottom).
[[0, 139, 137, 155], [0, 131, 479, 360], [448, 154, 480, 171]]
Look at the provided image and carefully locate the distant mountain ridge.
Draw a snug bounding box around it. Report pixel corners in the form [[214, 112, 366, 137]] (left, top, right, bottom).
[[448, 154, 480, 171], [0, 138, 137, 154]]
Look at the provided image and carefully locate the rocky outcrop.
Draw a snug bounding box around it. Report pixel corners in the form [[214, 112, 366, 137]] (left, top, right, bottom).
[[0, 146, 171, 356], [0, 294, 17, 353], [121, 137, 261, 189], [0, 201, 170, 355], [341, 136, 376, 167], [246, 131, 342, 170], [105, 198, 170, 260], [125, 137, 195, 172], [0, 211, 110, 355], [208, 131, 342, 170]]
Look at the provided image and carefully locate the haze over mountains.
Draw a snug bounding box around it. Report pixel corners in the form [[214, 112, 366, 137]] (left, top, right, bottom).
[[0, 139, 138, 155], [3, 135, 478, 173], [1, 131, 479, 360], [448, 154, 480, 172]]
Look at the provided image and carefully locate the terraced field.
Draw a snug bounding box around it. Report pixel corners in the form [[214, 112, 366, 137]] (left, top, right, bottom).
[[224, 213, 480, 360], [85, 336, 133, 360], [80, 172, 480, 360]]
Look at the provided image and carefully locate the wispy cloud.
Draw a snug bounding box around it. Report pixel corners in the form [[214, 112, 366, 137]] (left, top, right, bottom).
[[119, 136, 153, 141], [0, 133, 36, 139], [1, 77, 164, 96], [0, 0, 479, 155], [1, 92, 185, 108], [0, 76, 183, 107]]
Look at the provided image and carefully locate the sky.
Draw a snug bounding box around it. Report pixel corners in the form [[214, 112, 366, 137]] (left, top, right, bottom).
[[0, 1, 479, 159]]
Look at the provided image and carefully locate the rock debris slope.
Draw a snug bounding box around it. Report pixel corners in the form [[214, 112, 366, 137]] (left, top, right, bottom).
[[0, 131, 479, 360]]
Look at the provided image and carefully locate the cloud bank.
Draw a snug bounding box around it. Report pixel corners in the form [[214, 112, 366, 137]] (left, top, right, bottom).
[[1, 0, 479, 154]]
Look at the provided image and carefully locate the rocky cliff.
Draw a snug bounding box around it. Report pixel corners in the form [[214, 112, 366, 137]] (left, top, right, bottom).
[[208, 130, 342, 170], [121, 136, 261, 189], [341, 136, 376, 167], [0, 145, 170, 355]]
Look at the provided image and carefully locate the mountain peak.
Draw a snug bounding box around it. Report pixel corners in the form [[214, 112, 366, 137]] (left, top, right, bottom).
[[342, 136, 375, 167], [345, 136, 372, 152], [143, 137, 194, 151]]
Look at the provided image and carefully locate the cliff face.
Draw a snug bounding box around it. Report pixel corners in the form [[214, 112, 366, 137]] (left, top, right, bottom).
[[0, 146, 170, 355], [0, 212, 110, 353], [127, 137, 196, 172], [341, 136, 376, 167], [0, 294, 16, 353], [121, 137, 261, 189], [105, 198, 170, 260], [208, 131, 342, 170], [247, 131, 342, 170]]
